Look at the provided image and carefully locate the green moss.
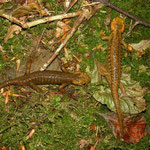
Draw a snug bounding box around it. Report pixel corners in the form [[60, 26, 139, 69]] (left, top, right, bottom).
[[0, 0, 150, 149]]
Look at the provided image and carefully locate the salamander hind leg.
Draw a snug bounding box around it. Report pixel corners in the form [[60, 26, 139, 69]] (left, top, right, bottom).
[[29, 82, 43, 93], [100, 31, 110, 40], [121, 40, 133, 52]]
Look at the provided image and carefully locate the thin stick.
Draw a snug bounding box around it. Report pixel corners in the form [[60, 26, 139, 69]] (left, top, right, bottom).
[[123, 21, 139, 39], [93, 0, 150, 27], [26, 29, 45, 74], [23, 11, 82, 28], [0, 12, 25, 26], [0, 11, 82, 28], [66, 0, 78, 13]]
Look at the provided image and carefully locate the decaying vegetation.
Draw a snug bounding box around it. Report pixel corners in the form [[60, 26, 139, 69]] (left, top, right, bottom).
[[0, 0, 150, 149]]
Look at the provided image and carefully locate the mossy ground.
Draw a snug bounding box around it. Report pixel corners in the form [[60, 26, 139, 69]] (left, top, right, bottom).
[[0, 0, 150, 149]]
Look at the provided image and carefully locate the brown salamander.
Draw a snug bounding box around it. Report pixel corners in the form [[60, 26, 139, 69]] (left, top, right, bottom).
[[100, 17, 132, 140], [0, 70, 91, 92]]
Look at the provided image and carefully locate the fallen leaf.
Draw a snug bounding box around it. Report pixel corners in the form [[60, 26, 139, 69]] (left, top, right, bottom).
[[12, 2, 47, 18], [1, 146, 8, 150], [88, 144, 95, 150], [2, 90, 25, 104], [123, 115, 147, 143], [16, 59, 21, 71], [64, 0, 71, 8], [78, 139, 89, 149], [0, 0, 7, 4], [56, 21, 71, 38], [90, 123, 97, 131], [97, 112, 147, 143], [130, 40, 150, 51], [4, 25, 21, 43], [26, 129, 35, 140], [88, 61, 146, 114], [21, 144, 26, 150], [97, 45, 101, 51]]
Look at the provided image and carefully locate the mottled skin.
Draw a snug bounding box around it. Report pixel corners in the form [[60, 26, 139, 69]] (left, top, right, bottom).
[[0, 71, 91, 92], [100, 17, 129, 140]]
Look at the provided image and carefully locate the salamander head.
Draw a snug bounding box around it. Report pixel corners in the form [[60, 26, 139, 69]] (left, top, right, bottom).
[[111, 17, 125, 33], [72, 72, 91, 85]]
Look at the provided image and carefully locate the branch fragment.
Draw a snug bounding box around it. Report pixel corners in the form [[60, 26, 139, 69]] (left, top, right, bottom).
[[0, 11, 82, 28], [93, 0, 150, 27]]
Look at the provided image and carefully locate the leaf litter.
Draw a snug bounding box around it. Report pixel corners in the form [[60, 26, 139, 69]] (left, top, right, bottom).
[[0, 0, 150, 149]]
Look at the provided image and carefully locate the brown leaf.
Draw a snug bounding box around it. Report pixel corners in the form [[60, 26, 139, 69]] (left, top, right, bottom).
[[123, 115, 147, 143], [90, 123, 96, 131], [97, 112, 147, 143], [4, 25, 21, 43], [12, 2, 47, 18], [78, 139, 89, 149], [88, 144, 95, 150], [64, 0, 71, 8], [1, 146, 8, 150], [130, 40, 150, 51], [56, 21, 71, 38], [21, 144, 26, 150], [26, 129, 35, 140], [0, 0, 8, 4], [16, 59, 21, 71]]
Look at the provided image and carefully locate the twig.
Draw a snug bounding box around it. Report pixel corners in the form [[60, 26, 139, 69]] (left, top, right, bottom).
[[123, 21, 139, 39], [23, 10, 82, 28], [0, 11, 82, 28], [65, 0, 78, 13], [92, 0, 150, 27], [0, 12, 25, 27], [26, 29, 45, 74], [35, 29, 46, 51]]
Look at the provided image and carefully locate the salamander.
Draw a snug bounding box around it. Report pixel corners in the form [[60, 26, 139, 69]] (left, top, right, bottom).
[[108, 17, 124, 140], [100, 17, 132, 140], [0, 70, 91, 92]]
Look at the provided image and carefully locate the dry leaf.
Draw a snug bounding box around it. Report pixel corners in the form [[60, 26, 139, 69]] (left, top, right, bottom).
[[2, 90, 25, 104], [88, 144, 96, 150], [1, 146, 8, 150], [130, 40, 150, 51], [4, 25, 21, 43], [28, 3, 47, 16], [89, 61, 146, 114], [26, 129, 35, 140], [78, 139, 89, 149], [3, 90, 11, 104], [21, 144, 26, 150], [16, 59, 21, 71], [12, 2, 47, 18], [123, 115, 147, 143], [90, 123, 96, 131], [97, 112, 147, 143], [64, 0, 71, 8], [0, 0, 8, 4], [56, 21, 71, 38]]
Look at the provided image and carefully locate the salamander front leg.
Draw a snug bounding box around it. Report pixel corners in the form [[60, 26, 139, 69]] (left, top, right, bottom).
[[121, 40, 133, 52], [100, 31, 110, 41], [59, 83, 68, 92], [28, 82, 43, 93]]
